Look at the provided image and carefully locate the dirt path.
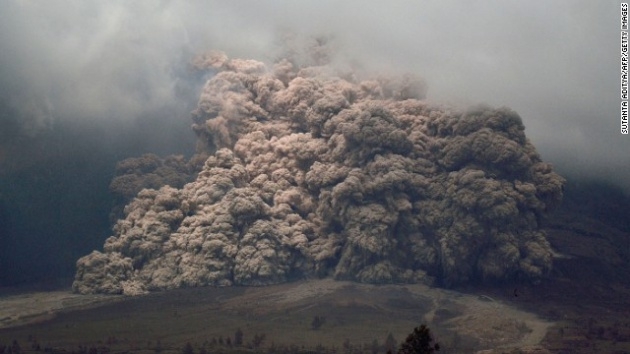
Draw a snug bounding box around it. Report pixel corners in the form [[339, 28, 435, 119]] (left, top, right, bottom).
[[403, 283, 553, 350], [0, 290, 123, 329]]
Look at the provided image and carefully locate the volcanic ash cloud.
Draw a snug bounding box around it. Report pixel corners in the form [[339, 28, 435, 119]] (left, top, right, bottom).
[[73, 52, 565, 295]]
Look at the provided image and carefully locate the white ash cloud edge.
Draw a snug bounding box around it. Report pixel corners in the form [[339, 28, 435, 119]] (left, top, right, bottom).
[[73, 52, 565, 296]]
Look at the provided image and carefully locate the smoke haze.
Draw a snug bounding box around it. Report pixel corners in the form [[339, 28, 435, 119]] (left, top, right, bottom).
[[1, 0, 626, 188], [0, 1, 626, 285], [72, 52, 565, 294]]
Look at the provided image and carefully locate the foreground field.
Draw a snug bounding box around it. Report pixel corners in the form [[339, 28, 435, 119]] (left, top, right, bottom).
[[0, 278, 550, 354]]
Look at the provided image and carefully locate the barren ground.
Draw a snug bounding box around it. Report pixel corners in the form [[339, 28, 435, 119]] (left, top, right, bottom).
[[0, 278, 552, 354]]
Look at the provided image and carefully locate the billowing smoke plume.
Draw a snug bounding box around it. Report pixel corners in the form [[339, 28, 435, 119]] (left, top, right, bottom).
[[73, 52, 564, 295]]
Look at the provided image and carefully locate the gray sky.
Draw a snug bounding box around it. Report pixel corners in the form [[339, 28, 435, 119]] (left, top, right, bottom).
[[0, 0, 627, 191]]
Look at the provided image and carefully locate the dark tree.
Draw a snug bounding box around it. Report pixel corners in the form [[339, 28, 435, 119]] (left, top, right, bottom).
[[342, 339, 352, 354], [234, 328, 244, 346], [311, 315, 325, 330], [398, 325, 439, 354], [11, 340, 20, 354], [371, 339, 380, 354], [384, 333, 397, 354], [155, 339, 163, 353], [182, 342, 194, 354], [252, 333, 266, 349]]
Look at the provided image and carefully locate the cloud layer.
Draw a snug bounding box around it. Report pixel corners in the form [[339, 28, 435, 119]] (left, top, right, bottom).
[[0, 0, 625, 188]]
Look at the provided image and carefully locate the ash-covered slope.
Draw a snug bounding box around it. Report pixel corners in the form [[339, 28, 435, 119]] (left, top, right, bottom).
[[73, 52, 564, 295]]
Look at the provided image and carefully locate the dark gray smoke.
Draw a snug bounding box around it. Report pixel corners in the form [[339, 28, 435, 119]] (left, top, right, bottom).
[[73, 52, 564, 295]]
